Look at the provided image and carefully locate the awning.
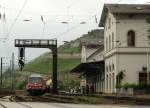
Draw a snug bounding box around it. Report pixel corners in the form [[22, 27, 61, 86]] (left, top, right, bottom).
[[70, 61, 104, 76]]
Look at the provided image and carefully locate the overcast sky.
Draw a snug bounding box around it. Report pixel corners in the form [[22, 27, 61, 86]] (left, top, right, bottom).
[[0, 0, 149, 65]]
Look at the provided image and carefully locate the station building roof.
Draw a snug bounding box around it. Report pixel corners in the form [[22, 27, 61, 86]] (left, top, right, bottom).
[[70, 61, 104, 77], [99, 4, 150, 27]]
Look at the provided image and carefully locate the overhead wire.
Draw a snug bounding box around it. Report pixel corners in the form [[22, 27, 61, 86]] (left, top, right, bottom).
[[66, 0, 81, 9], [40, 15, 46, 37], [1, 0, 99, 42], [0, 6, 9, 42], [64, 0, 82, 36], [116, 0, 124, 3], [4, 6, 95, 17], [56, 0, 100, 39], [56, 15, 96, 38], [4, 0, 28, 40], [145, 0, 150, 3]]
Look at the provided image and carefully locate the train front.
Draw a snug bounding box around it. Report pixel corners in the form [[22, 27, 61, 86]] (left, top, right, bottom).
[[26, 74, 46, 95]]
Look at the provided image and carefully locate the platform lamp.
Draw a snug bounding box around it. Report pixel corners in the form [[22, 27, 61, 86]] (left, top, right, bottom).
[[146, 17, 150, 85], [114, 40, 121, 92], [63, 41, 70, 90], [147, 29, 150, 85]]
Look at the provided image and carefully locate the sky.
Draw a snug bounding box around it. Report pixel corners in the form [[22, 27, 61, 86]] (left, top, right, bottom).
[[0, 0, 149, 65]]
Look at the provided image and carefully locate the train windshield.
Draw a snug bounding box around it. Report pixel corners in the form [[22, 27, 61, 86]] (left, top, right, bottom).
[[29, 77, 42, 83]]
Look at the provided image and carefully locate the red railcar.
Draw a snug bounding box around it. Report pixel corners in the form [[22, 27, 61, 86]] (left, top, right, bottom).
[[26, 74, 46, 95]]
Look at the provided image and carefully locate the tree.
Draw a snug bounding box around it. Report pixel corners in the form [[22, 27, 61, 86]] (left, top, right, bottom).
[[116, 70, 125, 85]]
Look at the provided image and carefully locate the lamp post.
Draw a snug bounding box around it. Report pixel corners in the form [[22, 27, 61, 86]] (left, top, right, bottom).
[[63, 41, 70, 91], [115, 40, 121, 93], [113, 40, 121, 103], [0, 57, 3, 88], [147, 36, 150, 85], [0, 56, 12, 88], [0, 57, 7, 88], [147, 22, 150, 85]]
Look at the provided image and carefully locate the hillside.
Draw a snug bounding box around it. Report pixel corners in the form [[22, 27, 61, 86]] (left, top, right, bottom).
[[59, 29, 104, 49], [9, 29, 104, 90], [23, 29, 103, 74], [23, 56, 80, 75]]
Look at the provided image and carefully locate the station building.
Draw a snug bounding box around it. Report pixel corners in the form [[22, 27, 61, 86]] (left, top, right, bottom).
[[72, 4, 150, 94]]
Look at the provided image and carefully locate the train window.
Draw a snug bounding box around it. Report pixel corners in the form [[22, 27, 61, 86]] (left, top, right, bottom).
[[29, 77, 42, 83]]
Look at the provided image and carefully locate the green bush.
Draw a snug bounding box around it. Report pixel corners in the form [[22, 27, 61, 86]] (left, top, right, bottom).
[[116, 84, 122, 88], [3, 79, 12, 88], [117, 83, 150, 89], [122, 83, 136, 89], [58, 80, 80, 91], [116, 70, 125, 85], [129, 83, 137, 88], [135, 83, 150, 89], [16, 81, 26, 90], [122, 83, 130, 89]]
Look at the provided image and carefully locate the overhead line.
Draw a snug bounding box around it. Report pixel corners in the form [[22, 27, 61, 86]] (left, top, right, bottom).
[[57, 15, 96, 37], [67, 0, 81, 9], [116, 0, 124, 3], [5, 0, 28, 40]]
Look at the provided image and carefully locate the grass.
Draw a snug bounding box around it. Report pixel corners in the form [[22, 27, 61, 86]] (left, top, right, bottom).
[[2, 78, 12, 88], [58, 47, 81, 54], [16, 47, 81, 90], [23, 57, 80, 75], [46, 95, 114, 104]]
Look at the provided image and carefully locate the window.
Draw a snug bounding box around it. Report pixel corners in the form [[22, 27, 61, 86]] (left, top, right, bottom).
[[108, 17, 111, 29], [106, 66, 109, 72], [112, 33, 114, 48], [112, 63, 115, 71], [109, 35, 111, 50], [107, 75, 109, 90], [127, 30, 135, 47], [106, 38, 108, 51], [109, 64, 111, 72], [139, 73, 148, 84], [29, 77, 42, 83], [109, 74, 111, 90], [112, 73, 115, 88]]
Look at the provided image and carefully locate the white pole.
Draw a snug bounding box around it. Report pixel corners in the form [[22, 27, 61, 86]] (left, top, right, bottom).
[[147, 47, 149, 85], [12, 52, 15, 94], [116, 41, 121, 92]]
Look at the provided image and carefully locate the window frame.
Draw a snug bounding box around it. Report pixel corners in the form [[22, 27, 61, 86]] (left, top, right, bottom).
[[127, 30, 136, 47]]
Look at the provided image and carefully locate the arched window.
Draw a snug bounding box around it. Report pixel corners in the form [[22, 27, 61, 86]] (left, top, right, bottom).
[[109, 64, 111, 72], [127, 30, 135, 47], [109, 35, 111, 50], [112, 63, 115, 71], [106, 38, 108, 51], [106, 66, 109, 72], [112, 33, 114, 48]]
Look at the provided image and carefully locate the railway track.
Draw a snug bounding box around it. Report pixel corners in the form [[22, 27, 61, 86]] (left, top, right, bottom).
[[0, 95, 33, 108], [0, 101, 33, 108], [10, 93, 75, 103], [0, 102, 7, 108], [12, 95, 66, 102]]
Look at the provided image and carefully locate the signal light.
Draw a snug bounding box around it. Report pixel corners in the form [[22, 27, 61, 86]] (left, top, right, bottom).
[[19, 59, 24, 71], [18, 47, 25, 71], [19, 47, 25, 58]]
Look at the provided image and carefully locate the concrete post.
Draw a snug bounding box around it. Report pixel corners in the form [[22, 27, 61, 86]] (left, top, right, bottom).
[[52, 44, 58, 94], [0, 57, 2, 87]]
